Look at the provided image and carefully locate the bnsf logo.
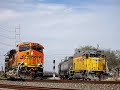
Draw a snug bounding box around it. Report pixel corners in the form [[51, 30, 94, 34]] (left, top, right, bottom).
[[20, 56, 42, 59]]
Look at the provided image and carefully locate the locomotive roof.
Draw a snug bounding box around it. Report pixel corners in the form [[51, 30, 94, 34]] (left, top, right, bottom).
[[84, 50, 102, 54], [74, 49, 103, 57], [59, 56, 73, 65], [17, 42, 44, 48]]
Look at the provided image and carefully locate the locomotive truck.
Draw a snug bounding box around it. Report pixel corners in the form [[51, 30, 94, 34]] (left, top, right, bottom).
[[5, 42, 44, 80], [58, 49, 108, 80]]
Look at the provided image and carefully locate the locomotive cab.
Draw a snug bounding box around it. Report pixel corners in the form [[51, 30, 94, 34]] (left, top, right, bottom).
[[14, 42, 44, 68], [85, 50, 106, 72]]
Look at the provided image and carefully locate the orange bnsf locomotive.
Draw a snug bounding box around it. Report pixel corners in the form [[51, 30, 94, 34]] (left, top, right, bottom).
[[5, 42, 44, 79]]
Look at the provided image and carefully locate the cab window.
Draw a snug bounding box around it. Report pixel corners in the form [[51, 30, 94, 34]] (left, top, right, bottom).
[[19, 45, 30, 52], [32, 46, 43, 53], [90, 54, 101, 57]]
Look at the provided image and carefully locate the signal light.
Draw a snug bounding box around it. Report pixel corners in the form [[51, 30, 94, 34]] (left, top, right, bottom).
[[53, 66, 55, 69], [53, 60, 55, 63]]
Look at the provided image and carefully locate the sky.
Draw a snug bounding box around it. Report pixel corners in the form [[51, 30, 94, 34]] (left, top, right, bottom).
[[0, 0, 120, 72]]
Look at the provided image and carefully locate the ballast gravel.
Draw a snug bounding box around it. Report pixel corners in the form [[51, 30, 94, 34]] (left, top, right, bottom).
[[0, 80, 120, 90]]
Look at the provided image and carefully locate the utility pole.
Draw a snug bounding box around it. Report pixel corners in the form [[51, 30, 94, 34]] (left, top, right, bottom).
[[97, 44, 99, 50], [15, 24, 21, 47]]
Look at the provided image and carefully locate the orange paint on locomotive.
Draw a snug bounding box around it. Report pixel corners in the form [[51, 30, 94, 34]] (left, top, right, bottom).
[[12, 42, 44, 68]]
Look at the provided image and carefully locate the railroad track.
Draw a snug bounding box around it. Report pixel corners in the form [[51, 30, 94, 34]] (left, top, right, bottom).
[[22, 79, 120, 84], [0, 79, 120, 90], [0, 84, 72, 90], [1, 78, 120, 84]]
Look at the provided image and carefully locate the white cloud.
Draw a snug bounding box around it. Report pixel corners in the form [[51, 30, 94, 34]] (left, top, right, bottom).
[[5, 2, 119, 52], [36, 3, 72, 12], [0, 9, 21, 21]]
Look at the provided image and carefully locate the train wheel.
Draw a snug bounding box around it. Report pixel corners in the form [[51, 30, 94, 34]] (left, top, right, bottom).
[[38, 73, 43, 80], [30, 71, 36, 80], [87, 78, 91, 81]]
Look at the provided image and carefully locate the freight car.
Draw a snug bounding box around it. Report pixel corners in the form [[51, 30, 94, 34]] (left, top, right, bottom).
[[5, 42, 44, 80], [58, 49, 108, 80]]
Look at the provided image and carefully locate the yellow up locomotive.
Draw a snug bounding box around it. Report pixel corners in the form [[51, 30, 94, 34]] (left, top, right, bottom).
[[58, 49, 108, 80]]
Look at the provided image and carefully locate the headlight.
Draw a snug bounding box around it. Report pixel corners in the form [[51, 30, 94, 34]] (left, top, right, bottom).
[[24, 63, 27, 65], [31, 51, 33, 55], [38, 63, 40, 66]]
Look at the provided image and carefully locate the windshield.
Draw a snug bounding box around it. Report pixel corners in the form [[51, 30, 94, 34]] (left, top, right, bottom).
[[90, 54, 101, 57], [32, 46, 43, 53], [19, 45, 30, 52]]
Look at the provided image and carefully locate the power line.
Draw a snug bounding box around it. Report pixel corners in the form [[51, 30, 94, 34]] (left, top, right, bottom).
[[0, 34, 15, 39], [45, 54, 73, 57], [46, 54, 73, 56], [0, 24, 21, 47], [0, 25, 14, 32], [0, 42, 14, 46]]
